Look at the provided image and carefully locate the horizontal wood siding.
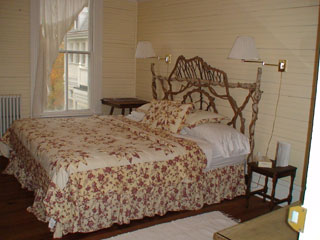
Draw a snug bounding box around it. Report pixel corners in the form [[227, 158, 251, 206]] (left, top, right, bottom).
[[102, 0, 137, 110], [0, 0, 30, 118], [136, 0, 319, 187]]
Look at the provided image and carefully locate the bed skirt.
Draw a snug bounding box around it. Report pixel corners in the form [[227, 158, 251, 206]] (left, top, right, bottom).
[[4, 133, 246, 238]]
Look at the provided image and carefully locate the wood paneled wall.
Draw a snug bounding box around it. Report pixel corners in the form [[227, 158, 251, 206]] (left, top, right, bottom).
[[101, 0, 137, 114], [0, 0, 30, 118], [136, 0, 319, 187], [102, 0, 137, 99]]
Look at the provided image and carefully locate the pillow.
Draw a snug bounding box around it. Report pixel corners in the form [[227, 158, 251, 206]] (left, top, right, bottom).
[[184, 110, 228, 129], [141, 100, 193, 133], [183, 123, 250, 158], [136, 103, 151, 114], [125, 111, 145, 122]]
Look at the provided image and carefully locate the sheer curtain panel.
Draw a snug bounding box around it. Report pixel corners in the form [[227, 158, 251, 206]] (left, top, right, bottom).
[[32, 0, 88, 117]]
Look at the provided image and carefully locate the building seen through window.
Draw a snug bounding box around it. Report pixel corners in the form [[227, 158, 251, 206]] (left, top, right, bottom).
[[47, 7, 90, 112]]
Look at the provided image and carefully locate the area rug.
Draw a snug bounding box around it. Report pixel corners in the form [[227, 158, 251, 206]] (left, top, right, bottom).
[[104, 211, 238, 240]]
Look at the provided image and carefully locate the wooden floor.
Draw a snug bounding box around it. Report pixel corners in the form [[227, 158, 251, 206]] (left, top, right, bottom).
[[0, 156, 276, 240]]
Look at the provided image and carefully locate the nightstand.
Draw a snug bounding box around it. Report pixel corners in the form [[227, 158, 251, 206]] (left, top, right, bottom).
[[101, 98, 148, 115], [246, 160, 297, 210]]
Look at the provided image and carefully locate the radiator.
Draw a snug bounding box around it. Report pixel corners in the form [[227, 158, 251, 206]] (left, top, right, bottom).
[[0, 95, 21, 137]]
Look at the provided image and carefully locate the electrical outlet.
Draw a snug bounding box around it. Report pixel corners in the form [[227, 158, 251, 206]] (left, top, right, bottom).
[[278, 60, 287, 72]]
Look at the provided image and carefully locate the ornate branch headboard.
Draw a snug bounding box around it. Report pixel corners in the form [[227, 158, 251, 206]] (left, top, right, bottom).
[[151, 55, 263, 161]]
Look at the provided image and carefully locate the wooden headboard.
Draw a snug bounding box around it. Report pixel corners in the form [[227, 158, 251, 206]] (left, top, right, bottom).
[[151, 55, 263, 161]]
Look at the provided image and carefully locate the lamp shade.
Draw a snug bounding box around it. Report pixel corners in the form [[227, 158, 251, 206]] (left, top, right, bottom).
[[135, 41, 156, 58], [228, 36, 260, 60]]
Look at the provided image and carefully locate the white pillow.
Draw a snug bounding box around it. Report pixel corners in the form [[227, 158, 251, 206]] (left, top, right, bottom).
[[136, 103, 151, 114], [183, 123, 250, 158], [125, 111, 145, 122]]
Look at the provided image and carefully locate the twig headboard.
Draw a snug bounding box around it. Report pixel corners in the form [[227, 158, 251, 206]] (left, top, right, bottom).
[[151, 55, 263, 161]]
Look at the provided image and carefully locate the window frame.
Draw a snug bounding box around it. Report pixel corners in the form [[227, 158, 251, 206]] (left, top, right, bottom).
[[30, 0, 102, 118]]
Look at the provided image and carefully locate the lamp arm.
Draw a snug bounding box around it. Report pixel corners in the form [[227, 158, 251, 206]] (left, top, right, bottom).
[[150, 55, 172, 64], [262, 63, 278, 67], [243, 60, 264, 64], [243, 59, 286, 72]]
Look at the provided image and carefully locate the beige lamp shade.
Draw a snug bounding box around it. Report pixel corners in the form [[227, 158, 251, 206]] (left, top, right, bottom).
[[135, 41, 156, 58], [228, 36, 260, 60]]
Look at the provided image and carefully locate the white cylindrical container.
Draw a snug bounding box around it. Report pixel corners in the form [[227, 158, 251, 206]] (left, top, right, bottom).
[[276, 141, 291, 167]]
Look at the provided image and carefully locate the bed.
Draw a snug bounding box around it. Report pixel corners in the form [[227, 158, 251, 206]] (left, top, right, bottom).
[[0, 56, 262, 238]]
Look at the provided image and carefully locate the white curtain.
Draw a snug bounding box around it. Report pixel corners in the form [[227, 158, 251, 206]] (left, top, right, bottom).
[[32, 0, 88, 117]]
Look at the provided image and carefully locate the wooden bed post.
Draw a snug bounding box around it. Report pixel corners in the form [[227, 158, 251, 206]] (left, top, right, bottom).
[[248, 67, 263, 162], [151, 63, 158, 100]]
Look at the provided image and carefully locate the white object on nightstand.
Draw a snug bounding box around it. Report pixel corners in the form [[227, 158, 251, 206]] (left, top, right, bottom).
[[276, 141, 291, 167]]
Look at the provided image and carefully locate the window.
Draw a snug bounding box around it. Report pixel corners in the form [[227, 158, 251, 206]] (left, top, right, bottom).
[[47, 7, 89, 111], [30, 0, 102, 117], [81, 42, 86, 65], [68, 43, 74, 63]]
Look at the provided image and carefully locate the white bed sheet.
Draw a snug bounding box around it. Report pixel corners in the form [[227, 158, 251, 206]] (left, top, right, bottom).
[[175, 134, 246, 172]]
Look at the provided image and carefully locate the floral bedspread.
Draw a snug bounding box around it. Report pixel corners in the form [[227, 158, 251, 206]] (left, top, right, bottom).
[[4, 115, 202, 189], [1, 115, 246, 238]]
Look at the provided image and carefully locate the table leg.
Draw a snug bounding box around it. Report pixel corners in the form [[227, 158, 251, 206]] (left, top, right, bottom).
[[246, 165, 253, 208], [121, 108, 125, 115], [263, 176, 268, 202], [270, 174, 278, 210], [287, 172, 296, 204], [109, 107, 114, 115], [129, 108, 132, 113]]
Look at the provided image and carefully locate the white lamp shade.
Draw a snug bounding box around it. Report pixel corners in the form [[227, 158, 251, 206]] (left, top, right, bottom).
[[135, 41, 156, 58], [228, 36, 260, 60]]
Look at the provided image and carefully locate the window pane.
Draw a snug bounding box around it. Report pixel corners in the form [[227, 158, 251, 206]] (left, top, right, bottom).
[[68, 53, 89, 110], [47, 53, 66, 111], [65, 7, 89, 51], [48, 5, 90, 113]]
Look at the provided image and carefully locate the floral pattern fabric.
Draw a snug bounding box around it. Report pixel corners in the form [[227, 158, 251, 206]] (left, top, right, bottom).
[[183, 110, 229, 129], [2, 115, 246, 238], [5, 115, 198, 189], [141, 100, 193, 133]]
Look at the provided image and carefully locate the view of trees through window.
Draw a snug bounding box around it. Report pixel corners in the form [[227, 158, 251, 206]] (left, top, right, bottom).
[[48, 52, 65, 110], [47, 7, 90, 112]]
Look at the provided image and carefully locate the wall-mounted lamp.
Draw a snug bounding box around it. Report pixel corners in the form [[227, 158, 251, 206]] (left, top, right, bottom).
[[228, 36, 287, 72], [135, 41, 171, 64]]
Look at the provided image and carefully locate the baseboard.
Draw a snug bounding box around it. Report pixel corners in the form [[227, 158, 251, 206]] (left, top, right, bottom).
[[250, 172, 301, 206]]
